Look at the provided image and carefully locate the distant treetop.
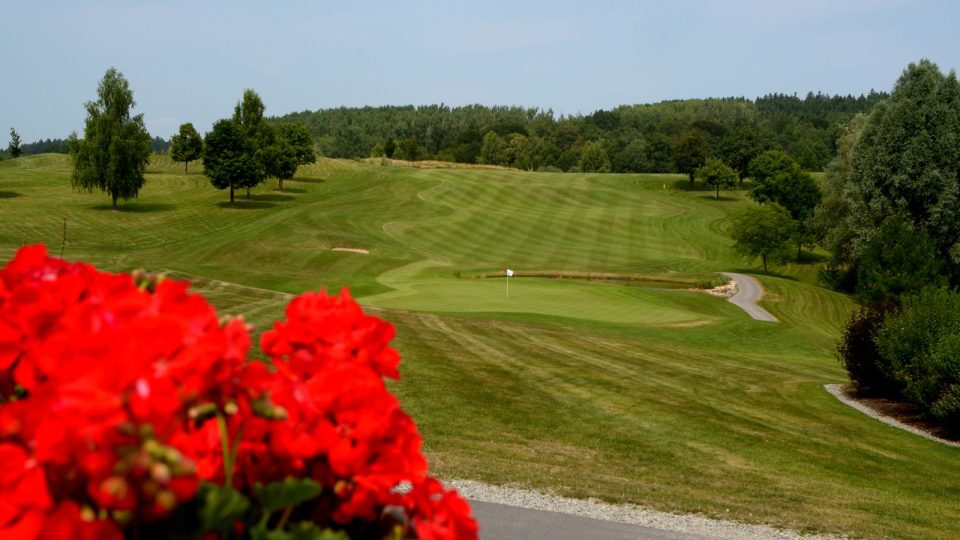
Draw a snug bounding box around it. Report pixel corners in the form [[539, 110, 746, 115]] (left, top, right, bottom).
[[271, 93, 888, 172]]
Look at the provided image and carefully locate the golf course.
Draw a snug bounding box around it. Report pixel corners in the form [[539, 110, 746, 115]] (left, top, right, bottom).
[[1, 154, 958, 539]]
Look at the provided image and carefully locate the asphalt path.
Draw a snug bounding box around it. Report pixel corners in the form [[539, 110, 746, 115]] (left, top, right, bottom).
[[471, 501, 708, 540], [722, 272, 778, 322]]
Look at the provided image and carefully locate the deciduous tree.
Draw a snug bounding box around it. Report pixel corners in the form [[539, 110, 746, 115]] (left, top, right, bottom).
[[747, 150, 795, 202], [671, 131, 707, 184], [169, 122, 203, 174], [265, 123, 316, 190], [277, 123, 316, 167], [696, 157, 737, 200], [69, 68, 152, 208], [230, 89, 270, 197], [478, 131, 505, 165], [262, 136, 297, 190], [579, 140, 611, 172], [730, 204, 795, 271], [817, 59, 960, 294], [202, 119, 260, 204], [748, 150, 822, 259], [719, 127, 762, 183]]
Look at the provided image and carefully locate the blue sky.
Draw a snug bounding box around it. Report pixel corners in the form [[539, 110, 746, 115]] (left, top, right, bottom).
[[1, 0, 958, 142]]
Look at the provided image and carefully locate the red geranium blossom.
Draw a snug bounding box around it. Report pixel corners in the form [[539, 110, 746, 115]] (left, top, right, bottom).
[[0, 245, 477, 539]]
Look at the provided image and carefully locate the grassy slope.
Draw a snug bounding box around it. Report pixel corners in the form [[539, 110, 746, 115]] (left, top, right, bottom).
[[1, 155, 958, 539]]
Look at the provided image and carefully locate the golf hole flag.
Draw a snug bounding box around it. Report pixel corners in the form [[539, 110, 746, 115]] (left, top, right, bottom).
[[506, 269, 514, 277]]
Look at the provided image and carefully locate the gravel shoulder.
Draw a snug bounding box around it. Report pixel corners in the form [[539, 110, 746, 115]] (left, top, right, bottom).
[[449, 479, 841, 540], [824, 384, 960, 448], [722, 272, 778, 322]]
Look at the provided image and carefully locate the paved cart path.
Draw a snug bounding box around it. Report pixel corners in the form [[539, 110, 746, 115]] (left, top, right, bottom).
[[471, 501, 708, 540], [722, 272, 778, 322]]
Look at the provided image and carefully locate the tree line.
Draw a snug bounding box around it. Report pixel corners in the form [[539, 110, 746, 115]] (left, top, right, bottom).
[[1, 135, 169, 160], [272, 92, 887, 175], [67, 68, 315, 207]]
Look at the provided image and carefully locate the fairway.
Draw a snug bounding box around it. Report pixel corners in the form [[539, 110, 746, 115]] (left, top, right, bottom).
[[2, 154, 959, 539]]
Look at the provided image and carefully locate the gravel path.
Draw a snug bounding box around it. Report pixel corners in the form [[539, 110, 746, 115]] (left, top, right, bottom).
[[824, 384, 960, 448], [449, 480, 841, 540], [722, 272, 778, 322]]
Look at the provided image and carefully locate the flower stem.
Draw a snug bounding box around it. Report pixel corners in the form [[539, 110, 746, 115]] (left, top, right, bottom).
[[216, 413, 233, 487], [276, 506, 294, 531]]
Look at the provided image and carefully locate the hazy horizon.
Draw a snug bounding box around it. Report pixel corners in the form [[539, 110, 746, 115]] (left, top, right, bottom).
[[2, 0, 958, 142]]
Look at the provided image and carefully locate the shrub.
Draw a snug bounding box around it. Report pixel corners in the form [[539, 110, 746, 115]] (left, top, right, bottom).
[[837, 301, 900, 395], [854, 217, 945, 303], [0, 245, 477, 539], [874, 288, 960, 427]]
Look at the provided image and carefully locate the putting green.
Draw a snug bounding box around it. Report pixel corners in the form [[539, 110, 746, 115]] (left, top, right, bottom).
[[359, 259, 735, 324]]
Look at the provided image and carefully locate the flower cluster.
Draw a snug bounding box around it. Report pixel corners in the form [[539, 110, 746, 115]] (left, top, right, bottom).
[[0, 245, 477, 539]]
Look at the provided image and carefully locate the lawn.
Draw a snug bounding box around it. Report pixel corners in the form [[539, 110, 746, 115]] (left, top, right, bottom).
[[1, 154, 957, 538]]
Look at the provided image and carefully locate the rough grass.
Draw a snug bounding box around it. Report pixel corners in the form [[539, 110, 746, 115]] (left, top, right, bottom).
[[2, 154, 959, 539]]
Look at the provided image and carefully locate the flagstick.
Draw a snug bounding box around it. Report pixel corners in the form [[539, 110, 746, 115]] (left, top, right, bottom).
[[506, 274, 510, 299]]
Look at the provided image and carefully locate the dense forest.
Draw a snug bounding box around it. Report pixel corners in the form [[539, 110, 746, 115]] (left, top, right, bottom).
[[1, 136, 169, 159], [6, 93, 887, 173], [273, 92, 888, 173]]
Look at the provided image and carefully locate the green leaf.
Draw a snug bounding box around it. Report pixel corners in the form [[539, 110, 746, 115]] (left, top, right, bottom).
[[199, 482, 250, 534], [254, 477, 323, 513], [288, 522, 350, 540], [250, 521, 349, 540]]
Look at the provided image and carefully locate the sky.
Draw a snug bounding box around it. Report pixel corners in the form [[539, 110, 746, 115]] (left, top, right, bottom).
[[1, 0, 959, 142]]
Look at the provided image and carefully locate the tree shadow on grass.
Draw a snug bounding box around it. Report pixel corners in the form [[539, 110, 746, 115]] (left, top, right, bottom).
[[216, 200, 276, 210], [671, 179, 711, 192], [89, 202, 175, 213], [728, 267, 800, 282], [252, 193, 294, 202], [0, 191, 21, 199], [798, 251, 830, 264], [699, 194, 738, 202], [278, 187, 307, 194], [672, 179, 749, 195]]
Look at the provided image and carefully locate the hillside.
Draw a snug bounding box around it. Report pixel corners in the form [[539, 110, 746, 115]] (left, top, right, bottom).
[[1, 154, 958, 539]]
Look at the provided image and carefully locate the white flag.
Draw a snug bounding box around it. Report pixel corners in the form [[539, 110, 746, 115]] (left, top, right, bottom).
[[506, 269, 514, 277]]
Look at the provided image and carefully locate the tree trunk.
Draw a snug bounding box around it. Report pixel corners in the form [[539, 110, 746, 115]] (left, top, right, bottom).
[[230, 185, 235, 204], [112, 191, 118, 209], [278, 178, 283, 191], [715, 185, 720, 200], [762, 254, 768, 272], [689, 172, 695, 185], [246, 187, 251, 199]]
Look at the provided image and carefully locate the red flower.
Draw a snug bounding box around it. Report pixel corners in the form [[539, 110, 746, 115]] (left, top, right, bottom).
[[261, 289, 401, 380], [408, 479, 479, 540], [0, 246, 476, 538], [0, 443, 52, 540], [37, 501, 122, 540]]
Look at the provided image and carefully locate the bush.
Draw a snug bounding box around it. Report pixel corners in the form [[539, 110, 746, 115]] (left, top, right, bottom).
[[837, 301, 900, 395], [874, 288, 960, 427], [854, 216, 945, 303]]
